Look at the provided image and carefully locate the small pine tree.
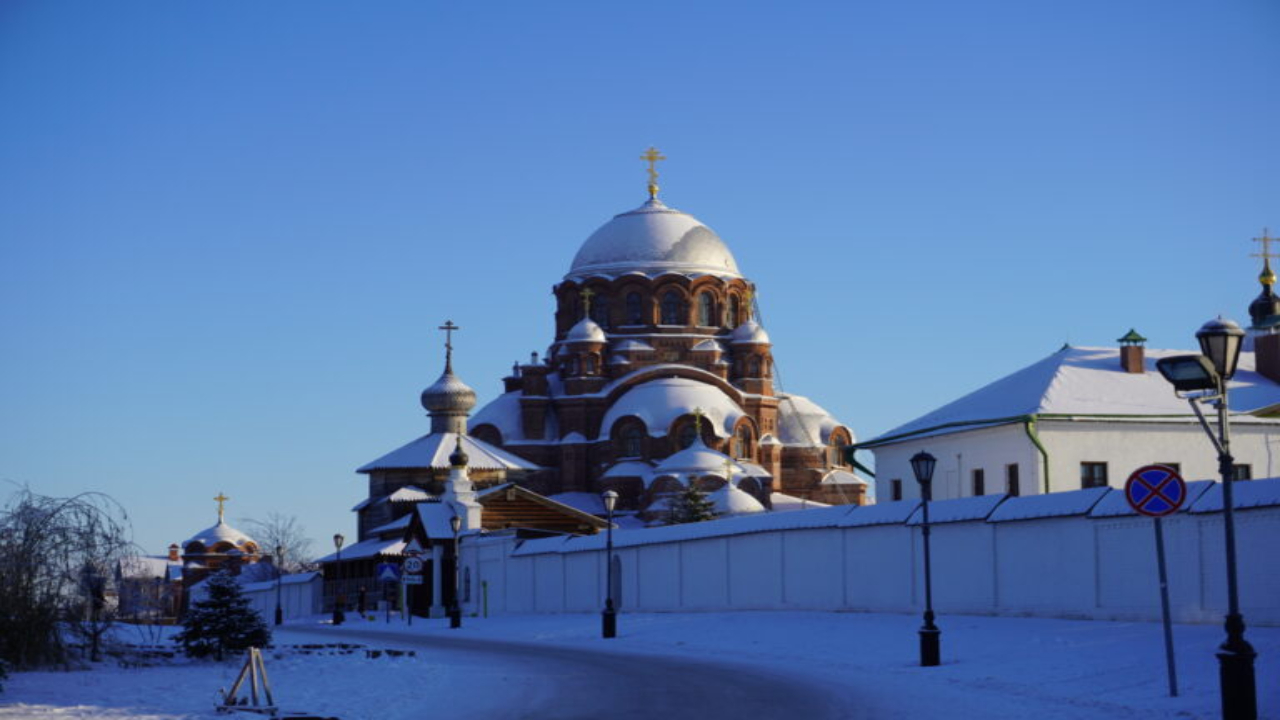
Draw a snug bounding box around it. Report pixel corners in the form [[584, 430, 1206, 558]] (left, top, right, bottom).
[[665, 484, 717, 525], [174, 571, 270, 660]]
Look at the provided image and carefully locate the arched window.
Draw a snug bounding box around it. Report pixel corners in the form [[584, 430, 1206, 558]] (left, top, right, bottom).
[[619, 424, 645, 458], [676, 422, 698, 449], [661, 291, 684, 325], [585, 355, 598, 374], [748, 356, 762, 377], [625, 292, 643, 324], [697, 292, 715, 326], [591, 295, 610, 328], [728, 295, 740, 327], [734, 425, 754, 459]]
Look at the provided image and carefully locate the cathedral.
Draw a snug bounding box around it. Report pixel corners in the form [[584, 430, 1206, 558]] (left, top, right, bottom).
[[465, 150, 864, 514]]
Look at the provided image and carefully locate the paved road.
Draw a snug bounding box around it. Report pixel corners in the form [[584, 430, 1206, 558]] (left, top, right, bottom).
[[278, 626, 856, 720]]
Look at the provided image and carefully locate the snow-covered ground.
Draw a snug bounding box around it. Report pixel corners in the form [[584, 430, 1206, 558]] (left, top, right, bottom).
[[2, 611, 1277, 719]]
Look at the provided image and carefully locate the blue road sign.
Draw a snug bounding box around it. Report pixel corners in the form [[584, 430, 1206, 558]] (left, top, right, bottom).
[[1125, 465, 1187, 518], [376, 562, 401, 583]]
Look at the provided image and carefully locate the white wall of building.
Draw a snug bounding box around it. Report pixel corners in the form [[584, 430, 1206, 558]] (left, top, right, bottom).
[[872, 419, 1280, 501], [457, 486, 1280, 626]]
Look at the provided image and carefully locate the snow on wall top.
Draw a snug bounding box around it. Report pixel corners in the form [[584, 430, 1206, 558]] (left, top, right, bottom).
[[598, 377, 745, 440], [869, 346, 1280, 445], [986, 486, 1110, 523], [1088, 480, 1215, 518], [1188, 477, 1280, 513], [838, 499, 920, 527], [906, 494, 1007, 526], [357, 431, 540, 472], [567, 198, 742, 280], [315, 537, 405, 563]]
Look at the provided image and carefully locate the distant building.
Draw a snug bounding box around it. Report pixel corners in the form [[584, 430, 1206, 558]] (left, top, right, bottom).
[[860, 243, 1280, 501]]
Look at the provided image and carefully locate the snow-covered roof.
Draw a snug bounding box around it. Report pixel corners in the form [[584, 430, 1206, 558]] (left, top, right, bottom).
[[1188, 477, 1280, 513], [416, 502, 459, 539], [566, 198, 742, 280], [691, 339, 723, 352], [652, 438, 734, 479], [601, 460, 654, 479], [839, 499, 920, 527], [598, 377, 745, 440], [820, 469, 869, 486], [184, 519, 256, 550], [905, 494, 1006, 525], [776, 393, 849, 447], [566, 317, 606, 343], [118, 556, 180, 580], [387, 486, 433, 503], [240, 571, 322, 593], [730, 319, 770, 345], [708, 484, 766, 516], [369, 513, 413, 535], [358, 432, 540, 473], [546, 492, 607, 516], [469, 391, 559, 444], [316, 537, 406, 563], [867, 346, 1280, 446], [986, 487, 1109, 523]]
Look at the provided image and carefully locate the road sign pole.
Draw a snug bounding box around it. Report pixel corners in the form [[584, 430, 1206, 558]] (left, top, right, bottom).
[[1153, 516, 1179, 697]]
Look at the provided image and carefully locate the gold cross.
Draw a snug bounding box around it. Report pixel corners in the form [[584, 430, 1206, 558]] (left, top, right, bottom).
[[580, 287, 596, 315], [640, 146, 666, 200], [723, 457, 735, 480], [1252, 228, 1276, 260], [692, 407, 705, 435], [214, 493, 229, 522], [743, 288, 755, 320]]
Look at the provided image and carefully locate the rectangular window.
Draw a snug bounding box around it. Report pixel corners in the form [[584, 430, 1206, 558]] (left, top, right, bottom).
[[1006, 463, 1020, 497], [1233, 464, 1252, 481], [1081, 462, 1108, 489], [971, 468, 985, 496], [1158, 462, 1181, 474], [890, 479, 903, 501]]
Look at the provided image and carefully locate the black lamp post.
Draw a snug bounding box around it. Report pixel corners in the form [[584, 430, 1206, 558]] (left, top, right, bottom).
[[274, 544, 284, 626], [601, 489, 619, 639], [910, 450, 941, 667], [332, 533, 345, 626], [449, 513, 462, 629], [1157, 316, 1256, 719]]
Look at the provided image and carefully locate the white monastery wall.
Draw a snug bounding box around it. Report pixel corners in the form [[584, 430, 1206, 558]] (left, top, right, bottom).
[[873, 424, 1039, 501], [458, 482, 1280, 626]]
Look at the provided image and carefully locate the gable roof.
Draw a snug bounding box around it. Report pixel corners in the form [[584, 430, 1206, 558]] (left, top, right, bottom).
[[357, 432, 541, 473], [865, 346, 1280, 446]]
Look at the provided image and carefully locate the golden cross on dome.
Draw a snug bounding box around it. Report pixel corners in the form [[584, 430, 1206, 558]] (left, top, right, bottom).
[[580, 287, 596, 315], [213, 492, 229, 522], [1252, 229, 1277, 286], [743, 288, 755, 320], [692, 407, 705, 435], [723, 457, 735, 480], [640, 146, 666, 200]]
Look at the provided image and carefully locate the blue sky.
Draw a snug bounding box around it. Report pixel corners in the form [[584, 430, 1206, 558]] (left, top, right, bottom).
[[1, 1, 1276, 555]]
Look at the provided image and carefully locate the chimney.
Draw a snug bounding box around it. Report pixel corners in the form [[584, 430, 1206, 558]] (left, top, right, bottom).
[[168, 543, 180, 562], [1117, 329, 1146, 374]]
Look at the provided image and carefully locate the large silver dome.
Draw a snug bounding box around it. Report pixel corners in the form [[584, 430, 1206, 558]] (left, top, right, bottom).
[[567, 198, 742, 279]]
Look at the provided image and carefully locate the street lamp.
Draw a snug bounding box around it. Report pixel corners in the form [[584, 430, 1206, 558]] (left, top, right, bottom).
[[1156, 316, 1256, 719], [332, 533, 345, 626], [274, 544, 284, 626], [449, 513, 462, 629], [910, 450, 940, 667], [601, 489, 619, 639]]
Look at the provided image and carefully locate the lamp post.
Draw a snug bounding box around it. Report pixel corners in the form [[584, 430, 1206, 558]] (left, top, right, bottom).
[[274, 544, 284, 626], [601, 490, 619, 639], [1156, 316, 1256, 719], [332, 533, 345, 626], [910, 450, 941, 667], [449, 513, 462, 629]]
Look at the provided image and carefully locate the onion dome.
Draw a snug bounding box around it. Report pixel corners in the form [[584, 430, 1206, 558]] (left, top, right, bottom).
[[420, 368, 477, 414], [566, 317, 607, 343], [730, 319, 771, 345], [567, 198, 741, 280], [1250, 263, 1280, 329], [653, 437, 732, 480]]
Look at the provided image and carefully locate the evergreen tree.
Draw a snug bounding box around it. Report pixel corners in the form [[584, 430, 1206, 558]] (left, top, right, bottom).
[[664, 483, 717, 524], [174, 571, 270, 660]]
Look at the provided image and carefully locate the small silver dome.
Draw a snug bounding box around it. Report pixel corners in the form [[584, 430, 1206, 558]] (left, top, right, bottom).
[[566, 317, 607, 344], [421, 368, 477, 414], [730, 319, 771, 345]]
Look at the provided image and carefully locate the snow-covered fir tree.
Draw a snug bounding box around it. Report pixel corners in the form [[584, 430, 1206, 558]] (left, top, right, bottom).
[[664, 484, 717, 524], [173, 571, 270, 660]]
